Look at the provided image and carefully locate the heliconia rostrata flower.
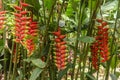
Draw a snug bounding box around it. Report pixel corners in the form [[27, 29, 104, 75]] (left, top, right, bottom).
[[52, 27, 68, 70], [0, 11, 6, 29], [13, 1, 38, 56], [90, 19, 109, 70]]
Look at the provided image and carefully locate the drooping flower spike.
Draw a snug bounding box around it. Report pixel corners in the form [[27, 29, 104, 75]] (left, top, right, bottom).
[[52, 27, 68, 70], [90, 19, 109, 69]]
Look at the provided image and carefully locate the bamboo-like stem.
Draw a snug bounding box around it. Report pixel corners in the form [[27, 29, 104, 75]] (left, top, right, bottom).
[[74, 0, 87, 80], [23, 46, 27, 80], [3, 24, 7, 80], [71, 0, 83, 79], [7, 41, 15, 80], [105, 0, 120, 80], [113, 47, 117, 74], [56, 0, 65, 27], [87, 0, 100, 36], [43, 0, 57, 46], [12, 43, 19, 80], [41, 1, 57, 79], [42, 0, 46, 25], [1, 0, 8, 80]]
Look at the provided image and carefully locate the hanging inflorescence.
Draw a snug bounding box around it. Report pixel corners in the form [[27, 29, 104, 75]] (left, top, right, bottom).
[[52, 27, 68, 70], [90, 19, 109, 70], [0, 11, 7, 29], [13, 1, 38, 56]]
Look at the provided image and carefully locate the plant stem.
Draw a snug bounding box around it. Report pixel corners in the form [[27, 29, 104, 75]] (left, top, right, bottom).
[[12, 43, 19, 80], [23, 46, 27, 80], [7, 41, 15, 80], [43, 0, 57, 46], [105, 0, 120, 80], [56, 0, 66, 27], [71, 0, 83, 79], [42, 0, 46, 25], [3, 26, 7, 80]]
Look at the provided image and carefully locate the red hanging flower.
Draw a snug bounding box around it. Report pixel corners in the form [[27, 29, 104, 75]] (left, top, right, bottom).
[[90, 19, 109, 69], [53, 27, 68, 70]]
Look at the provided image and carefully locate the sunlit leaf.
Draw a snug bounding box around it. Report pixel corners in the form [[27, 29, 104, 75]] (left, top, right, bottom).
[[0, 64, 2, 70], [29, 68, 43, 80], [31, 59, 46, 68], [78, 36, 95, 43], [86, 73, 97, 80]]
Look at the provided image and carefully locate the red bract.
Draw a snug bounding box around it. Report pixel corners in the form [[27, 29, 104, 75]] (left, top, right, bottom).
[[59, 35, 66, 39], [102, 22, 107, 26], [96, 19, 103, 23], [14, 13, 22, 17], [25, 39, 35, 56], [20, 17, 27, 21], [53, 27, 68, 70], [20, 11, 28, 15], [27, 20, 38, 37], [52, 31, 61, 36], [0, 17, 5, 20], [0, 11, 6, 29], [20, 2, 29, 7], [14, 6, 22, 11], [0, 11, 7, 14]]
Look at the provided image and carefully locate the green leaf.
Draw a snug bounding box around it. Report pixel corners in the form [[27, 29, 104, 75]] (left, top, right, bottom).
[[23, 58, 31, 63], [57, 63, 72, 80], [0, 64, 2, 70], [110, 55, 118, 69], [29, 68, 43, 80], [110, 73, 117, 80], [86, 73, 97, 80], [31, 59, 46, 68], [101, 1, 117, 12], [78, 36, 95, 43], [44, 0, 53, 10]]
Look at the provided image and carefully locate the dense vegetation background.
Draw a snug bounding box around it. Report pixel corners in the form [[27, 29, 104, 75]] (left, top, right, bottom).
[[0, 0, 120, 80]]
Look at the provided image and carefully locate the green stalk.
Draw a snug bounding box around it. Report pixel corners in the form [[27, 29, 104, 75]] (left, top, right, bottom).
[[22, 46, 27, 80], [12, 43, 19, 80], [3, 23, 7, 80], [113, 47, 117, 74], [7, 41, 15, 80], [71, 0, 83, 79], [96, 55, 100, 80], [56, 0, 66, 27], [87, 0, 101, 36], [105, 0, 120, 80], [42, 0, 46, 25], [43, 0, 57, 46], [81, 44, 88, 80], [2, 0, 8, 80]]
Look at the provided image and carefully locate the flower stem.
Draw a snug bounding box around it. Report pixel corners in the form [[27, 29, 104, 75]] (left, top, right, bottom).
[[7, 41, 15, 80], [12, 43, 19, 80]]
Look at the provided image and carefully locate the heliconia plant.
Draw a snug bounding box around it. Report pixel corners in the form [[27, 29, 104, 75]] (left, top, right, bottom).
[[12, 1, 38, 56], [0, 0, 120, 80], [0, 11, 6, 29], [52, 27, 68, 70], [90, 19, 109, 69]]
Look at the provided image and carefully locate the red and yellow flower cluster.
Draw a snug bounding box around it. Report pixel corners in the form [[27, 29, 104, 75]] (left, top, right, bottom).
[[90, 19, 109, 69], [14, 2, 29, 43], [13, 1, 38, 56], [52, 27, 67, 70], [0, 11, 6, 29]]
